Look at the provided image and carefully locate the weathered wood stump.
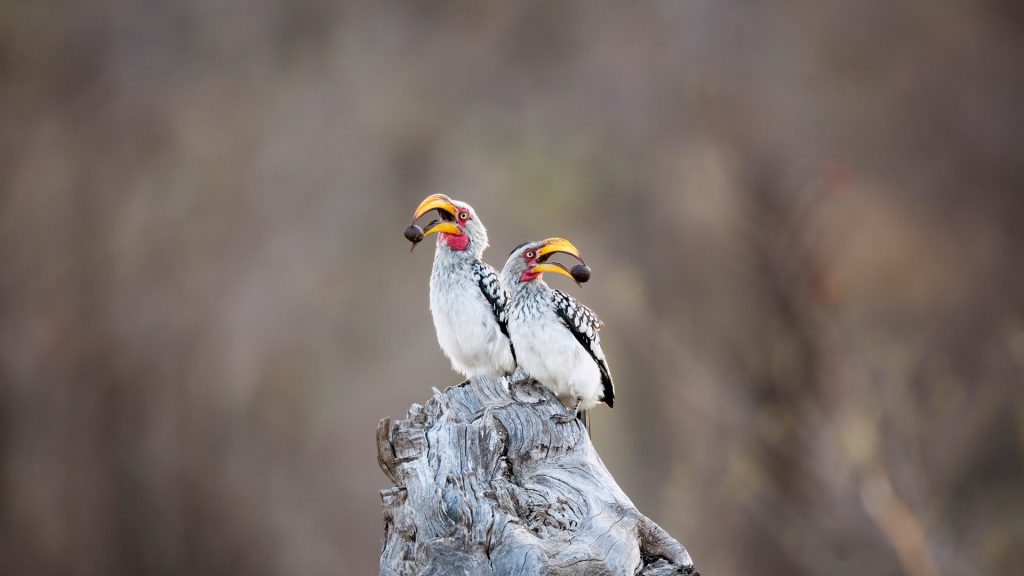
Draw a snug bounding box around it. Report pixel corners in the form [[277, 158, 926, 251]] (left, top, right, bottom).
[[377, 375, 696, 575]]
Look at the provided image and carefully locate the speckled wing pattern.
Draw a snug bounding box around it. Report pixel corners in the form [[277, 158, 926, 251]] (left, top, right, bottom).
[[551, 289, 614, 408], [471, 260, 516, 364]]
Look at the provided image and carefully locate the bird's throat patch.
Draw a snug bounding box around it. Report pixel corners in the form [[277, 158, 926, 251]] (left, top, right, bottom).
[[440, 232, 470, 251], [520, 270, 540, 282]]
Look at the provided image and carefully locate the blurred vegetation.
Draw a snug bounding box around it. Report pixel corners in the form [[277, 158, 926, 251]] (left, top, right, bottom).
[[1, 1, 1023, 575]]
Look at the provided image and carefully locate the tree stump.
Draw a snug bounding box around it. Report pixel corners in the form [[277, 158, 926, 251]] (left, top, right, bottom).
[[377, 375, 697, 575]]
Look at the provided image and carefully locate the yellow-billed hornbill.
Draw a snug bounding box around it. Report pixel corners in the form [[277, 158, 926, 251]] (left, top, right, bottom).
[[406, 194, 516, 379], [500, 238, 614, 423]]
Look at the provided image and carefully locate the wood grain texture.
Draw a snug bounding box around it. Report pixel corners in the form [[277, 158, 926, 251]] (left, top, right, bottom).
[[378, 375, 696, 575]]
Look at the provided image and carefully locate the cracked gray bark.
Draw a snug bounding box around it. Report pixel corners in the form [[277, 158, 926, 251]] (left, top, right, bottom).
[[377, 375, 697, 576]]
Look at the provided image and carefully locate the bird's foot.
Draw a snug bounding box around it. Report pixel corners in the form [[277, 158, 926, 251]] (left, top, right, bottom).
[[550, 412, 578, 424], [550, 398, 582, 424], [507, 377, 528, 404]]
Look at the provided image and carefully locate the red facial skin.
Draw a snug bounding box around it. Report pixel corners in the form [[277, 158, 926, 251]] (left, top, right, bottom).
[[519, 250, 541, 282], [437, 208, 471, 251]]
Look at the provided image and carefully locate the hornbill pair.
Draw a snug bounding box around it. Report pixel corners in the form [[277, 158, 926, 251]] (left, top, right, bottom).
[[405, 194, 614, 426]]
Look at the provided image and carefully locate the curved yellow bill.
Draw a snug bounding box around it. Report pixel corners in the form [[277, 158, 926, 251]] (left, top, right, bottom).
[[422, 220, 460, 237], [536, 237, 583, 261], [412, 194, 457, 222], [532, 262, 576, 281]]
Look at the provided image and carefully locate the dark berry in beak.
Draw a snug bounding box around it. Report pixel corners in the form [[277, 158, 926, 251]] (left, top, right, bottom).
[[570, 264, 591, 283], [404, 224, 425, 244]]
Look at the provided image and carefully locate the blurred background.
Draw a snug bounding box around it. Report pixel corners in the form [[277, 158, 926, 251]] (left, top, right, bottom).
[[2, 1, 1023, 575]]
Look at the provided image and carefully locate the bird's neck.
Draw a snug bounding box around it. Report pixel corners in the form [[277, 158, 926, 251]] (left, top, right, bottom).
[[512, 277, 548, 299], [433, 242, 478, 271]]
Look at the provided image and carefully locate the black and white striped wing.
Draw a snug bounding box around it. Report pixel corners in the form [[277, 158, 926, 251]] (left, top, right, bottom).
[[471, 260, 516, 363], [551, 289, 614, 408]]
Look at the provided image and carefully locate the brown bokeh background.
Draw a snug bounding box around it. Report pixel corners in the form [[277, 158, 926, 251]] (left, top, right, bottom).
[[2, 2, 1023, 575]]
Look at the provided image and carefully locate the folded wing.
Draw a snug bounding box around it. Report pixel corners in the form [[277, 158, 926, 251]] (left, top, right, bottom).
[[551, 289, 614, 408]]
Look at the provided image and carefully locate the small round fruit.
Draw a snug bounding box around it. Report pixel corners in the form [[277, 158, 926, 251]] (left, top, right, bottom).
[[570, 264, 592, 283], [404, 224, 425, 244]]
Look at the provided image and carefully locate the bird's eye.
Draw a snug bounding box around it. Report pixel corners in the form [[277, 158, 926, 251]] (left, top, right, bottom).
[[459, 212, 469, 220], [525, 251, 535, 259]]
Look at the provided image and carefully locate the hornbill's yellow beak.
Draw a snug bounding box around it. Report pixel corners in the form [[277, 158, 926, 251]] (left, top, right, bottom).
[[412, 194, 461, 236], [532, 237, 585, 281]]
